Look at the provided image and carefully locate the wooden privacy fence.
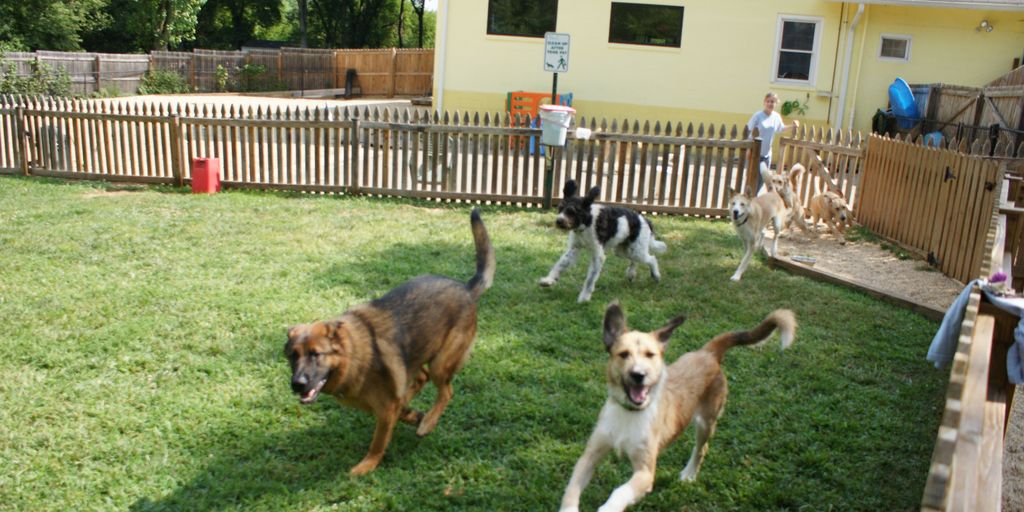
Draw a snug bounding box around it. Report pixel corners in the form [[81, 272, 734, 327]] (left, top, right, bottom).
[[858, 134, 1003, 284], [2, 51, 150, 96], [3, 48, 434, 97]]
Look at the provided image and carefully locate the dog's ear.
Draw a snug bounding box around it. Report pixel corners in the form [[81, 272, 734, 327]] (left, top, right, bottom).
[[603, 300, 626, 352], [653, 315, 686, 346], [563, 179, 578, 198], [744, 186, 753, 198], [323, 320, 345, 349], [584, 186, 600, 204], [284, 325, 302, 357]]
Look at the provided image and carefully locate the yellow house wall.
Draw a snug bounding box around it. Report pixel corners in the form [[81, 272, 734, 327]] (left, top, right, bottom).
[[435, 1, 1024, 133], [848, 6, 1024, 131]]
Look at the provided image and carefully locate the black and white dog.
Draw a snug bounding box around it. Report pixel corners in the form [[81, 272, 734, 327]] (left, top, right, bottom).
[[539, 180, 667, 303]]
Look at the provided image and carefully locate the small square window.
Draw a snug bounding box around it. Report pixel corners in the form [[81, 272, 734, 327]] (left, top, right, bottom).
[[880, 35, 911, 61]]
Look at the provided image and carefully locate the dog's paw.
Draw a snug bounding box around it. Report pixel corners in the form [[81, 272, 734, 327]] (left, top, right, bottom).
[[577, 292, 592, 303], [559, 508, 580, 512], [679, 470, 698, 482], [538, 277, 556, 287], [349, 459, 379, 476], [730, 274, 742, 282]]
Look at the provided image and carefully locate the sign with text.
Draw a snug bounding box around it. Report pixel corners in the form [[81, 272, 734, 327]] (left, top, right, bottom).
[[543, 32, 570, 73]]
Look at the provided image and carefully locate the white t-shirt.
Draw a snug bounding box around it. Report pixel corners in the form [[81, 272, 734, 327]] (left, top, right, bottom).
[[746, 110, 785, 160]]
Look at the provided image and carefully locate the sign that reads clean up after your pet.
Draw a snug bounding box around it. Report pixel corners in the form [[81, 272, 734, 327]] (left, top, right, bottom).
[[543, 32, 570, 73]]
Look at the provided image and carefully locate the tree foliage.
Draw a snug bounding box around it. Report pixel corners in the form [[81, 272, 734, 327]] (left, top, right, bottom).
[[85, 0, 206, 52], [309, 0, 398, 48], [1, 0, 436, 52], [196, 0, 282, 50], [0, 0, 109, 51]]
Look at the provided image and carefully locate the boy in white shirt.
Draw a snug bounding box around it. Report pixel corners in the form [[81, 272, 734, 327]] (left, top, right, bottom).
[[747, 92, 799, 192]]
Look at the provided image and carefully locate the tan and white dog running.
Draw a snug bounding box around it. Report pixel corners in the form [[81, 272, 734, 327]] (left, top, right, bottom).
[[728, 182, 790, 282], [558, 303, 796, 512]]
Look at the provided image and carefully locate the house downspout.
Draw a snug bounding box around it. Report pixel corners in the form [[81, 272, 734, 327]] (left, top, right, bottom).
[[435, 0, 451, 114], [836, 3, 864, 130]]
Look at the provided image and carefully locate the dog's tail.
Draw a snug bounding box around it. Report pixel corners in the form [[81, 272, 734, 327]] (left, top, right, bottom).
[[645, 218, 668, 254], [466, 208, 496, 301], [702, 309, 796, 362]]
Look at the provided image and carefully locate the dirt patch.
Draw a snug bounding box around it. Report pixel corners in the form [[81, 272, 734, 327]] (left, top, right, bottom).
[[772, 230, 1021, 509], [774, 231, 963, 310]]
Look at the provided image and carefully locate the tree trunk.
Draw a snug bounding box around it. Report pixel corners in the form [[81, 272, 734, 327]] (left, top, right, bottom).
[[298, 0, 308, 48], [397, 0, 405, 48]]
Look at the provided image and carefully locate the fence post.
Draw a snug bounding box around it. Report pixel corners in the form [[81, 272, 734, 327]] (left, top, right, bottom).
[[745, 139, 760, 192], [15, 106, 29, 176], [349, 113, 360, 195], [543, 146, 558, 208], [388, 48, 398, 98], [169, 114, 184, 187], [94, 55, 102, 96]]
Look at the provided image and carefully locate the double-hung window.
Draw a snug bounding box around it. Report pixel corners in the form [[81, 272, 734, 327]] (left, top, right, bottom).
[[772, 15, 822, 85]]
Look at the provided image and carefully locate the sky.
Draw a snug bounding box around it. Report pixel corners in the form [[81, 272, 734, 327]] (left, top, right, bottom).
[[425, 0, 438, 11]]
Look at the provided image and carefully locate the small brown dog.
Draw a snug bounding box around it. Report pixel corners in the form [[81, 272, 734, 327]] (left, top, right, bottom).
[[808, 189, 852, 237], [284, 208, 495, 475], [558, 303, 796, 512]]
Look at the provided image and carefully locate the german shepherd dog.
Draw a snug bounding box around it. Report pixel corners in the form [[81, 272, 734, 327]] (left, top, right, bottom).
[[284, 208, 496, 476], [559, 303, 796, 512], [728, 186, 790, 282], [539, 180, 667, 303]]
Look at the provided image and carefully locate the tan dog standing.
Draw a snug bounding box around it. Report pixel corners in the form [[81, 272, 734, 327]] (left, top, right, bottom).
[[558, 303, 796, 512], [284, 208, 495, 475], [728, 186, 789, 281]]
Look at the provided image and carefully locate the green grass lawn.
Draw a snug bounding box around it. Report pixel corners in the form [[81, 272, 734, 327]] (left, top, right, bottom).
[[0, 176, 945, 511]]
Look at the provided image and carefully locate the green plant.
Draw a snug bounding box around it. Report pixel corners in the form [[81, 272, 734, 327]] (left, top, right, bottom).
[[780, 97, 809, 117], [215, 64, 229, 92], [138, 69, 191, 95], [235, 63, 267, 92], [0, 58, 71, 96]]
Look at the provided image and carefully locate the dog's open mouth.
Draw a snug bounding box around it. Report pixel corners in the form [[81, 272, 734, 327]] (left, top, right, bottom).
[[298, 379, 327, 404], [623, 382, 650, 406]]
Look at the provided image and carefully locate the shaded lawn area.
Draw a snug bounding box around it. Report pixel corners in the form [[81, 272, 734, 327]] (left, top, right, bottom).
[[0, 176, 944, 511]]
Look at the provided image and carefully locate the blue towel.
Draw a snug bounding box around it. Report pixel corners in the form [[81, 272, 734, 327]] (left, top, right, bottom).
[[927, 279, 1024, 384], [927, 280, 977, 369]]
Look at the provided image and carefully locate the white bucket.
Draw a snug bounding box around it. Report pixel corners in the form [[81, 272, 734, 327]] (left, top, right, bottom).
[[538, 105, 576, 146]]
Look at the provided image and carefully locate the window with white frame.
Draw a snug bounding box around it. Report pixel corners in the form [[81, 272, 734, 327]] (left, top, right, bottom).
[[879, 34, 911, 61], [772, 16, 822, 85]]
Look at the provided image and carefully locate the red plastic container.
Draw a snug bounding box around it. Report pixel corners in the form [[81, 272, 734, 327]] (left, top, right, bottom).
[[191, 157, 221, 194]]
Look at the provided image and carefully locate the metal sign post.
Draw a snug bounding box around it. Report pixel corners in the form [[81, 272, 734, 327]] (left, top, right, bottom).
[[542, 33, 570, 208]]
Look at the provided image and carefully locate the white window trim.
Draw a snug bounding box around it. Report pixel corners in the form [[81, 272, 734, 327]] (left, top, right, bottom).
[[878, 33, 912, 62], [770, 14, 823, 87]]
